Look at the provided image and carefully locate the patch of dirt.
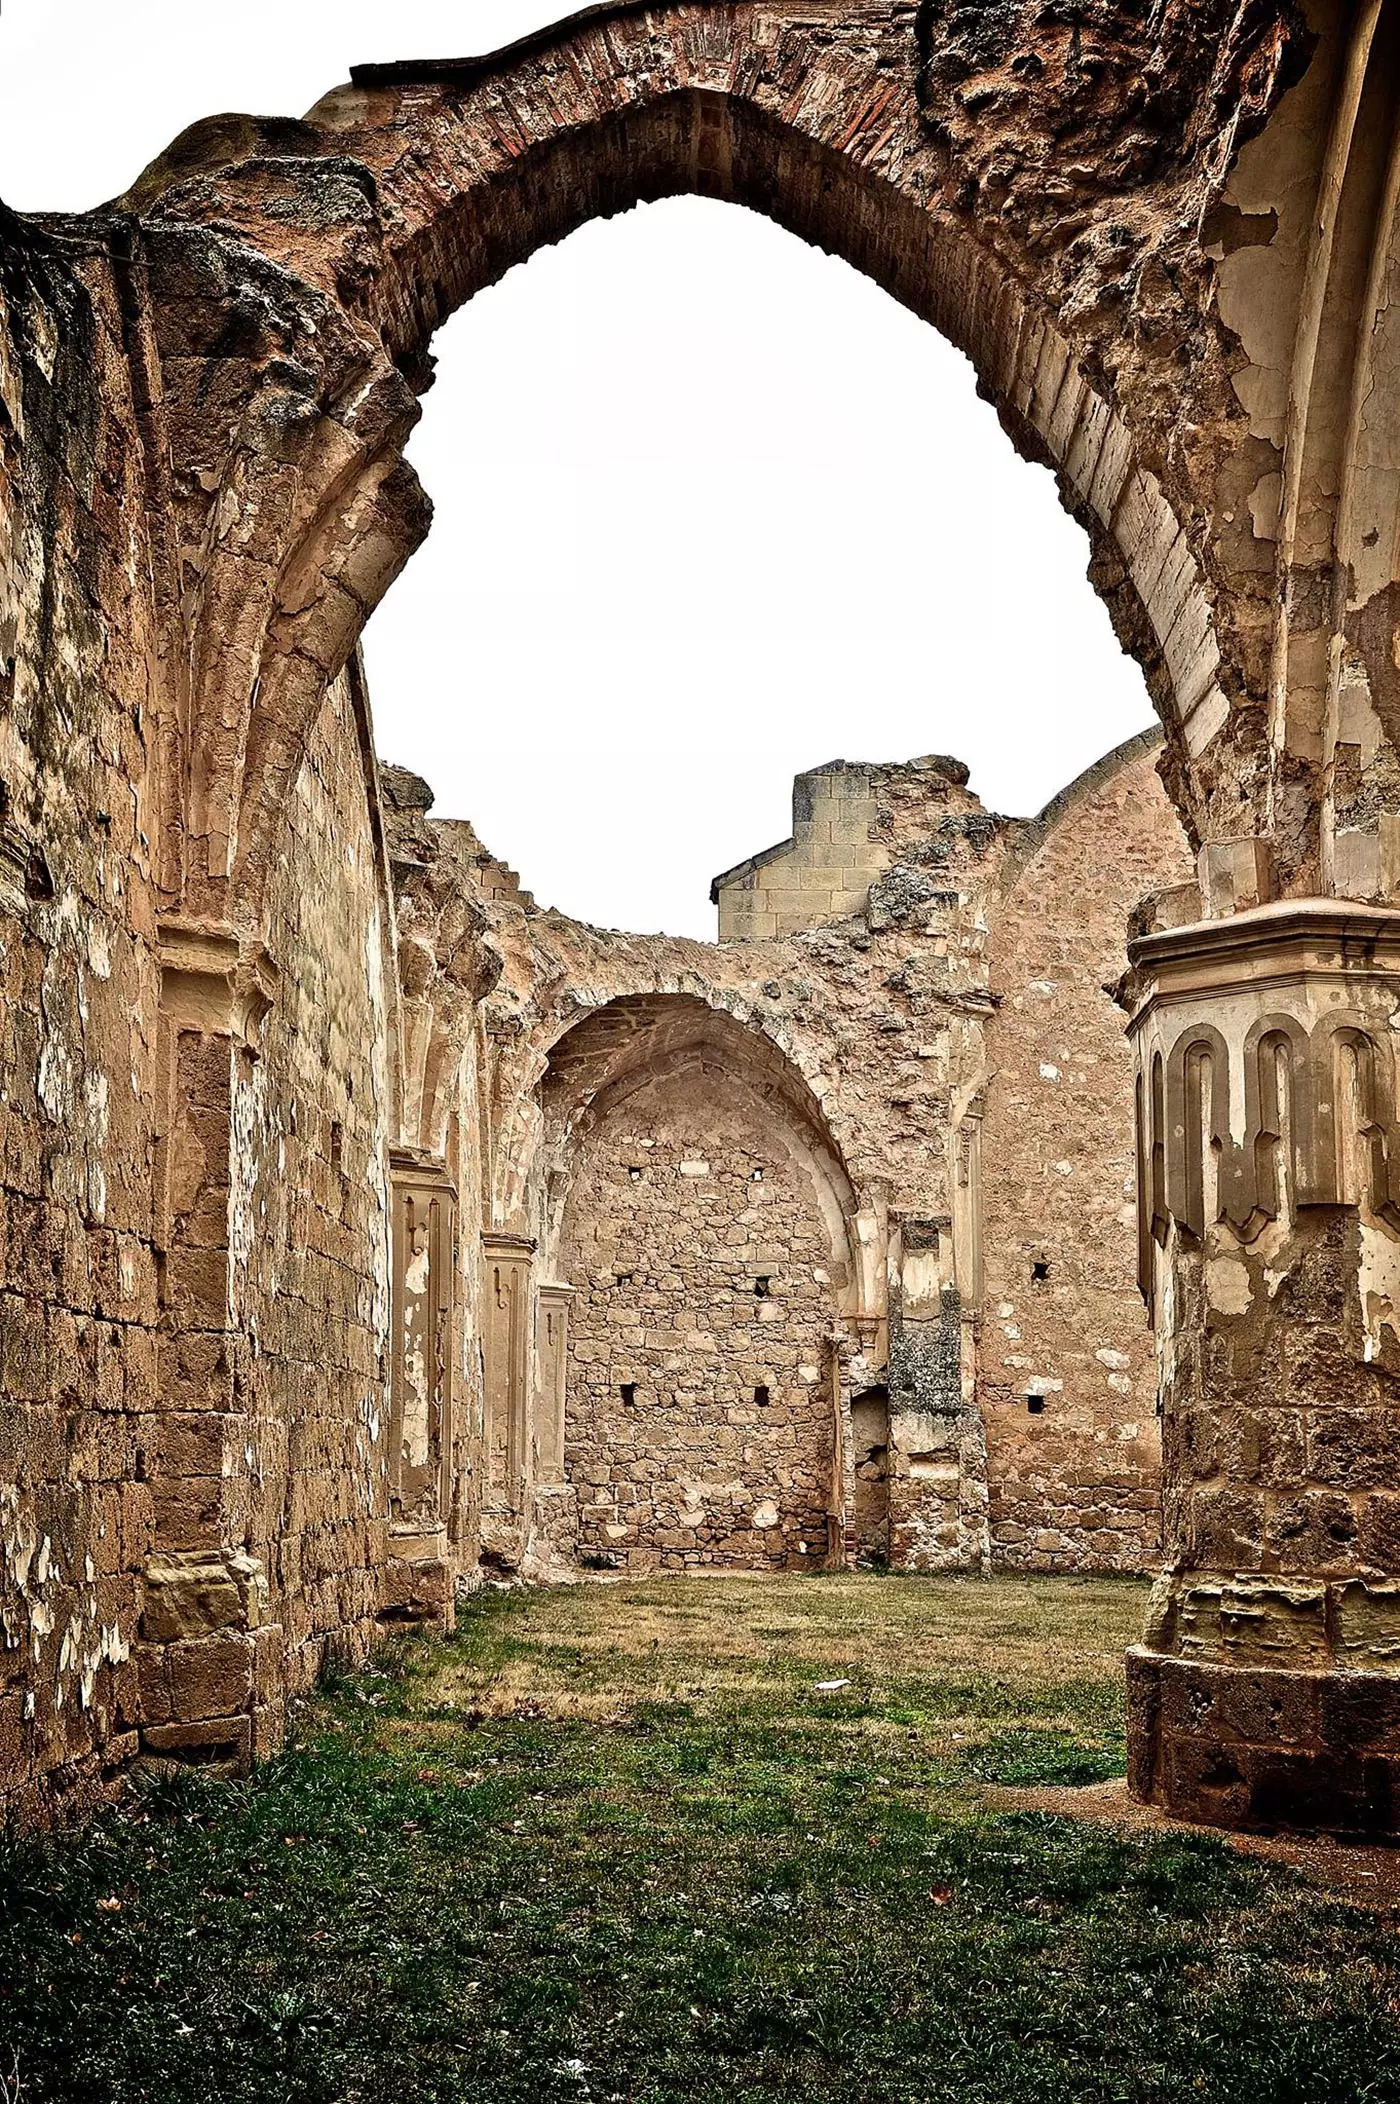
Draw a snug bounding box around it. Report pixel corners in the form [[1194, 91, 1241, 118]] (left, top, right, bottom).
[[985, 1779, 1400, 1906]]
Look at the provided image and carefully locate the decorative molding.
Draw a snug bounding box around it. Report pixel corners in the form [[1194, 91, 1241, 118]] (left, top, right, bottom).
[[158, 919, 277, 1051]]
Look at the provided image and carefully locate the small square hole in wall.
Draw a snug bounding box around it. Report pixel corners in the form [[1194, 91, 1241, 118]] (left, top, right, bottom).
[[620, 1383, 637, 1407], [1031, 1259, 1050, 1285], [1026, 1392, 1046, 1416], [627, 1166, 643, 1181], [754, 1385, 771, 1407], [754, 1276, 772, 1298], [751, 1168, 764, 1182]]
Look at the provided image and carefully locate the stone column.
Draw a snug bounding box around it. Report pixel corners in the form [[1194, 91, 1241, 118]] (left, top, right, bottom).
[[886, 1214, 990, 1572], [383, 1148, 457, 1629], [480, 1232, 535, 1564], [137, 922, 280, 1772], [529, 1282, 578, 1571], [1127, 902, 1400, 1831]]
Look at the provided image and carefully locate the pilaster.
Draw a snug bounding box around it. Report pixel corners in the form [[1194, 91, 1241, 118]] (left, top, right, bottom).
[[383, 1147, 458, 1629], [137, 921, 281, 1772]]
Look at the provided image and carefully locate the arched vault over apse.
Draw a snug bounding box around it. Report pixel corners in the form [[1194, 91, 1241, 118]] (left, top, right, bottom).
[[105, 0, 1394, 940], [533, 992, 867, 1309]]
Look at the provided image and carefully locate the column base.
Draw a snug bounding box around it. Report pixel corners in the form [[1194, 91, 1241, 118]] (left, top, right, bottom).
[[379, 1529, 456, 1631], [1128, 1646, 1400, 1833]]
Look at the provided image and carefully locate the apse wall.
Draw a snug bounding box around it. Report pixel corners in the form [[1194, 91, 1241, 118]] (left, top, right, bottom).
[[558, 1065, 842, 1571]]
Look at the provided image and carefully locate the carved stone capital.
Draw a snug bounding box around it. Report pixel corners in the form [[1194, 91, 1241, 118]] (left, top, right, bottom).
[[1127, 901, 1400, 1310], [158, 919, 278, 1052]]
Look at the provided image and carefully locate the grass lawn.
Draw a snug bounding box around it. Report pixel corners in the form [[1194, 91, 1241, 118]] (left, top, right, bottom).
[[4, 1572, 1400, 2103]]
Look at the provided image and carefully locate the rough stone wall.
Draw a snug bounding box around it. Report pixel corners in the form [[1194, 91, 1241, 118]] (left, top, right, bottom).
[[980, 736, 1194, 1571], [559, 1070, 839, 1572], [0, 199, 410, 1809], [0, 217, 165, 1814], [235, 664, 396, 1689], [387, 732, 1191, 1590]]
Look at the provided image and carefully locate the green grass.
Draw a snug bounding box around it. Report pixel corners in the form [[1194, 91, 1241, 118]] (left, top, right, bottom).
[[3, 1574, 1399, 2103]]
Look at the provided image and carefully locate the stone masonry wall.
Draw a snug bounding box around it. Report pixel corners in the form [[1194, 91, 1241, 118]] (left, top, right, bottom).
[[233, 664, 397, 1691], [980, 736, 1194, 1571], [386, 734, 1192, 1590], [0, 216, 165, 1815], [714, 760, 904, 937], [559, 1071, 840, 1571]]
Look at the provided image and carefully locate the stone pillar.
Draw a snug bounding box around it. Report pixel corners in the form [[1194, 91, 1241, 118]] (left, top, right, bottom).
[[529, 1282, 578, 1571], [1127, 902, 1400, 1831], [480, 1231, 535, 1563], [383, 1148, 457, 1629], [887, 1214, 990, 1572], [137, 922, 280, 1773]]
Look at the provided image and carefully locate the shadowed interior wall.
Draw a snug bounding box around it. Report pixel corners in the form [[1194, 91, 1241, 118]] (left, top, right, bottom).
[[559, 1068, 841, 1571]]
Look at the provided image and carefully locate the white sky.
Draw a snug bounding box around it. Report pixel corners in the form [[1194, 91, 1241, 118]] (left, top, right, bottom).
[[0, 1, 1155, 937]]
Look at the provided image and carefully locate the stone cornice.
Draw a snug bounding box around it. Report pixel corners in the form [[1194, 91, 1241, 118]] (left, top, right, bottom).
[[1124, 898, 1400, 1017]]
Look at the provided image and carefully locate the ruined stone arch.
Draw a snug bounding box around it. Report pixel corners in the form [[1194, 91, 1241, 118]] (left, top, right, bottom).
[[489, 975, 856, 1222], [529, 991, 868, 1311], [103, 0, 1349, 940]]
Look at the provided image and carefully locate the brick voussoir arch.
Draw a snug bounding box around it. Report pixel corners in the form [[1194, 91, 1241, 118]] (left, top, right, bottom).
[[116, 0, 1315, 928]]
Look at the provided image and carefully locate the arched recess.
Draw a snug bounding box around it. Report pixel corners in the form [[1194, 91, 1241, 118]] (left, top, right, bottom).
[[110, 0, 1322, 932], [531, 992, 867, 1313], [538, 990, 868, 1571]]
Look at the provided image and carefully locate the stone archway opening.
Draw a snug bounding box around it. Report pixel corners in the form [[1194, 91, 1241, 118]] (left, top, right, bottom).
[[360, 187, 1157, 937], [528, 991, 869, 1575], [113, 0, 1312, 936]]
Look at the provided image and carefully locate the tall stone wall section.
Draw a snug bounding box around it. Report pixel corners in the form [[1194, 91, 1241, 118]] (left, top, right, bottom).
[[0, 212, 413, 1816], [227, 666, 397, 1692], [560, 1070, 838, 1571], [980, 737, 1194, 1570], [0, 219, 170, 1813], [134, 665, 400, 1764]]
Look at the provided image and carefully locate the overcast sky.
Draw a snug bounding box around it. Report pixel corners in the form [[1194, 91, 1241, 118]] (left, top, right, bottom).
[[0, 1, 1155, 937]]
